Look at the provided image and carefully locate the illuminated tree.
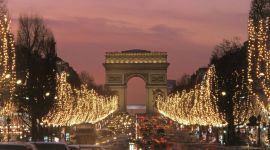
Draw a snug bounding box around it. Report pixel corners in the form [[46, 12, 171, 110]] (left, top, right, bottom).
[[247, 0, 270, 105], [44, 72, 75, 126], [44, 72, 118, 126], [0, 1, 20, 141], [0, 0, 16, 116], [157, 66, 226, 127], [56, 57, 81, 88]]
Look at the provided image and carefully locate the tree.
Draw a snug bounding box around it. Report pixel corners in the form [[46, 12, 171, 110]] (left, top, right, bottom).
[[249, 0, 270, 23], [79, 71, 114, 96], [44, 72, 119, 126], [210, 40, 252, 145], [79, 71, 96, 89], [0, 1, 17, 141], [210, 37, 242, 64], [172, 68, 205, 93], [247, 0, 270, 104], [15, 15, 57, 141], [56, 57, 81, 88], [0, 0, 16, 112], [172, 74, 192, 92]]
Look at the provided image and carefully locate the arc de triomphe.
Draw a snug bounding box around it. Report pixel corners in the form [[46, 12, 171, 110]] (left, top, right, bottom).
[[103, 49, 169, 114]]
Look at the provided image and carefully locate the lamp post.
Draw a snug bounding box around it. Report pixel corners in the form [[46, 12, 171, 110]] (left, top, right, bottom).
[[5, 76, 12, 142], [40, 122, 44, 141], [257, 115, 261, 147], [6, 116, 11, 142], [221, 91, 227, 144], [268, 115, 270, 146]]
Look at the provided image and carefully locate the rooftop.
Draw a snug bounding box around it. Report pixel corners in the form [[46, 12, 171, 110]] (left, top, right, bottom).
[[122, 49, 151, 53]]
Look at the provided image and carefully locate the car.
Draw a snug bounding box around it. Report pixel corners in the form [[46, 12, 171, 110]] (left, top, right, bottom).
[[31, 142, 69, 150], [0, 143, 37, 150], [68, 145, 105, 150]]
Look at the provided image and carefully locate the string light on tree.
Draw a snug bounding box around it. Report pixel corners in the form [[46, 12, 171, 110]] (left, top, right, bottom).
[[0, 1, 20, 141], [0, 1, 16, 109], [44, 72, 118, 126], [156, 66, 226, 127], [247, 0, 270, 112]]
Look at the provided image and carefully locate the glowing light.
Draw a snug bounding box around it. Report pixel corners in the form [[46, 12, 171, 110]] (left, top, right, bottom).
[[44, 72, 118, 126], [5, 74, 10, 78], [221, 91, 226, 96], [105, 51, 167, 64], [247, 1, 270, 118], [156, 66, 227, 127], [45, 92, 50, 97], [16, 80, 22, 85], [0, 2, 20, 141], [259, 73, 265, 77]]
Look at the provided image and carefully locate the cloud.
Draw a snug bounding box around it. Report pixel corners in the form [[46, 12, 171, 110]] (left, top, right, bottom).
[[150, 24, 181, 37]]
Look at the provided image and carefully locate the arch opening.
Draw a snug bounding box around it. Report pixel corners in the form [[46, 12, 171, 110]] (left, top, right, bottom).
[[126, 77, 146, 114]]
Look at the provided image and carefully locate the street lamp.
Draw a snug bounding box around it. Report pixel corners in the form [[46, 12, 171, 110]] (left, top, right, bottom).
[[16, 79, 22, 85], [221, 91, 227, 144], [221, 91, 226, 96], [45, 92, 50, 97]]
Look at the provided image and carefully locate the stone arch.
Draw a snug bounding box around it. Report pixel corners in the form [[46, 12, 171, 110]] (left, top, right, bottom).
[[103, 49, 169, 114]]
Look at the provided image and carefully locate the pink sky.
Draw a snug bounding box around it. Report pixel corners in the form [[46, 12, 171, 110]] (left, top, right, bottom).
[[8, 0, 251, 105]]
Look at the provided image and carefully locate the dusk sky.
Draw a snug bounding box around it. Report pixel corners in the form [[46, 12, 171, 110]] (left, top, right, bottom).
[[8, 0, 251, 105]]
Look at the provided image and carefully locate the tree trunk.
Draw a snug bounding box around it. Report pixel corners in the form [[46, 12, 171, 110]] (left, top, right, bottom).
[[31, 117, 38, 141], [227, 122, 236, 145]]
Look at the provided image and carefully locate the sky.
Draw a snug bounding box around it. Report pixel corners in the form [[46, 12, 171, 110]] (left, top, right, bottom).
[[7, 0, 251, 105]]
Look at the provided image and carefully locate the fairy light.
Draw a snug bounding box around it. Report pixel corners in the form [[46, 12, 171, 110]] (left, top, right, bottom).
[[0, 2, 21, 141], [156, 66, 263, 126], [44, 72, 118, 126], [0, 3, 16, 116], [247, 0, 270, 113], [156, 66, 227, 127], [247, 18, 270, 99], [0, 2, 16, 105]]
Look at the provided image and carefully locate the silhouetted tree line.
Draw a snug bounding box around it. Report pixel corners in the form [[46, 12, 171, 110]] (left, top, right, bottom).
[[172, 67, 208, 93], [79, 71, 115, 96]]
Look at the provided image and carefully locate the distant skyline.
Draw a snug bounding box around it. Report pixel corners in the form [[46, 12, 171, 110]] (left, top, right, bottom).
[[8, 0, 251, 104]]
